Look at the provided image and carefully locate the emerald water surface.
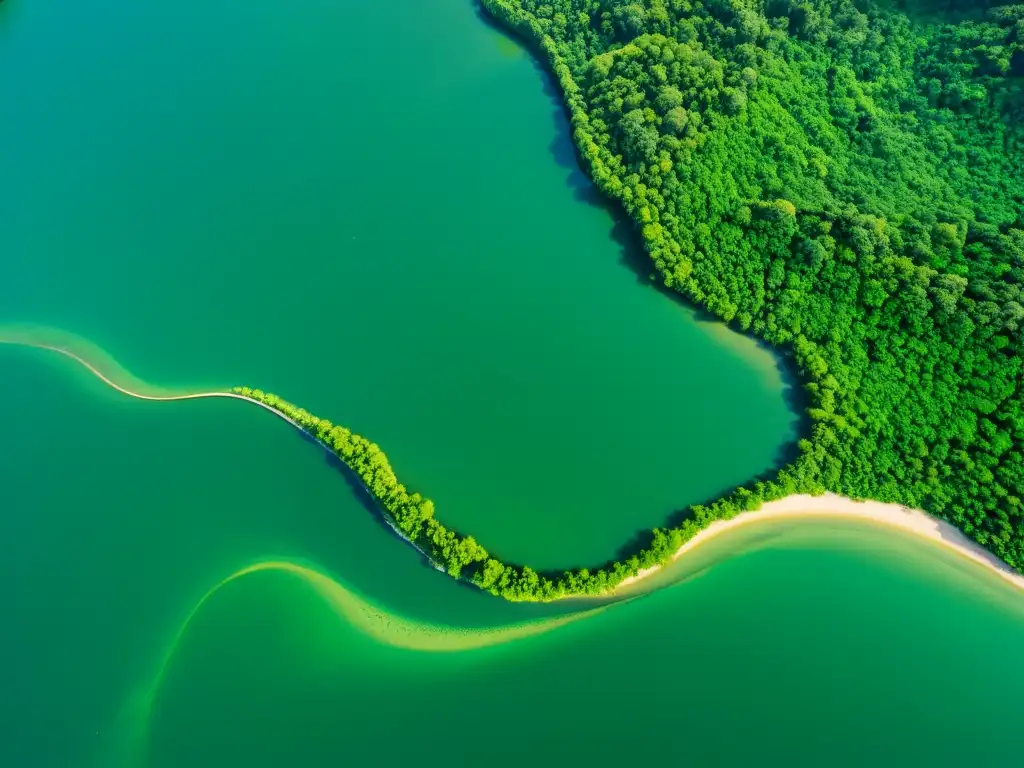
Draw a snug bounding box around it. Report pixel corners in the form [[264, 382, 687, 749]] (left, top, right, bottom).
[[1, 1, 1023, 767], [0, 0, 798, 568]]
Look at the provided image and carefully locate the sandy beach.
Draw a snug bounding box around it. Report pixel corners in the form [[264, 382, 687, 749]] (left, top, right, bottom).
[[5, 338, 1022, 599], [614, 493, 1024, 593]]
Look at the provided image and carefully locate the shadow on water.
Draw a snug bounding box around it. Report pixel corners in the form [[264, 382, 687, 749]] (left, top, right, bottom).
[[608, 350, 810, 564], [520, 26, 811, 531], [287, 417, 806, 610], [539, 81, 810, 565], [474, 0, 607, 207], [291, 429, 439, 574], [466, 0, 810, 581], [602, 170, 810, 469], [291, 430, 587, 617], [535, 62, 610, 209]]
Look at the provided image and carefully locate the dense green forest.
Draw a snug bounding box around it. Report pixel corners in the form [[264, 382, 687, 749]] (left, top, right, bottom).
[[235, 387, 702, 598], [474, 0, 1023, 564], [244, 0, 1021, 600]]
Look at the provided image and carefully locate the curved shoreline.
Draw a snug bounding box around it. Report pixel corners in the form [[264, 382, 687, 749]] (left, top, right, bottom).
[[0, 337, 442, 568], [0, 338, 301, 423], [3, 335, 1022, 601], [613, 493, 1024, 594]]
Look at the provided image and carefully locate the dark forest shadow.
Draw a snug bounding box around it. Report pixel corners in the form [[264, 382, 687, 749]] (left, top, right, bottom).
[[1011, 50, 1024, 78], [609, 194, 810, 468], [292, 429, 440, 573], [534, 61, 611, 209], [476, 0, 811, 578], [478, 0, 809, 566]]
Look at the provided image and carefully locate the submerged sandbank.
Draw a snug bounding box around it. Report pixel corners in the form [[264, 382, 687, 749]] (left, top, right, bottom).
[[613, 493, 1024, 594], [3, 330, 1021, 600]]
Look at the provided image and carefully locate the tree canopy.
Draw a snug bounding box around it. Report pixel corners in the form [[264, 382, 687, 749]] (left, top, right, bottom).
[[477, 0, 1024, 572], [241, 0, 1022, 601]]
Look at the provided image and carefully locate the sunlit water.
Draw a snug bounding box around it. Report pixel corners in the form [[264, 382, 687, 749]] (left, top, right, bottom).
[[1, 1, 1022, 767]]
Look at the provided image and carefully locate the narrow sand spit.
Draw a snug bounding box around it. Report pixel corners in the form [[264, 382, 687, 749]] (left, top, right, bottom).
[[3, 341, 302, 426], [613, 493, 1024, 593], [0, 340, 450, 566], [4, 339, 1021, 598]]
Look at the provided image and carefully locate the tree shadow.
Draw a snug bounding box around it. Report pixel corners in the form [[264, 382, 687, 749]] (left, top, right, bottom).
[[610, 203, 810, 467], [290, 429, 440, 573], [471, 0, 501, 31], [476, 0, 809, 561], [467, 0, 811, 581], [533, 60, 612, 209], [475, 0, 611, 209], [1011, 50, 1024, 78]]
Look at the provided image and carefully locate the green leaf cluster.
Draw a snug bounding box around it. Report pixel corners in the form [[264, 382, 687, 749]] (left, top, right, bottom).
[[479, 0, 1024, 569], [242, 0, 1022, 600]]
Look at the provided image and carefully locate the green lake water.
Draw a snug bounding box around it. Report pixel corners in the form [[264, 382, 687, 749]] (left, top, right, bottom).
[[1, 1, 1023, 766]]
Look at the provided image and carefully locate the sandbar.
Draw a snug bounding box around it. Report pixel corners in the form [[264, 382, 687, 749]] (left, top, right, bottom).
[[5, 337, 1021, 599], [613, 493, 1024, 593]]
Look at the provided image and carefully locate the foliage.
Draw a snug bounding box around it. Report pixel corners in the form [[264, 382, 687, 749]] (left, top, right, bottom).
[[478, 0, 1024, 570], [242, 0, 1022, 600], [234, 387, 715, 600]]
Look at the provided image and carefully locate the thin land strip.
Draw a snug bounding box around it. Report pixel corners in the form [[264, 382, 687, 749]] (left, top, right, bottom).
[[4, 338, 1021, 600], [614, 493, 1024, 593]]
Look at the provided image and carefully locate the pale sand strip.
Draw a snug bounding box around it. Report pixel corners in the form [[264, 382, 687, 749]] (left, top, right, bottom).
[[4, 341, 302, 427], [614, 493, 1024, 593], [7, 341, 1021, 596], [2, 340, 443, 568]]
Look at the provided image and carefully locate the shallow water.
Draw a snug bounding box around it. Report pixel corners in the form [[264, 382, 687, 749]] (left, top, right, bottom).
[[0, 0, 797, 569], [3, 346, 1024, 768], [146, 526, 1024, 768], [2, 1, 1023, 767]]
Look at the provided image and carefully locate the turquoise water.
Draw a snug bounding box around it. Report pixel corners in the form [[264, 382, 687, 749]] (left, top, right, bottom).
[[0, 0, 797, 568], [1, 1, 1023, 767]]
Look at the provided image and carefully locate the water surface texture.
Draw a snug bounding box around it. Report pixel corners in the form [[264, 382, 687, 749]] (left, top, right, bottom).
[[2, 1, 1023, 768], [0, 0, 797, 568]]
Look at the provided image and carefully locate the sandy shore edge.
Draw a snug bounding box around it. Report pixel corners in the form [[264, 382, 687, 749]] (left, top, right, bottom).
[[6, 341, 1021, 598], [2, 340, 446, 568], [614, 493, 1024, 593]]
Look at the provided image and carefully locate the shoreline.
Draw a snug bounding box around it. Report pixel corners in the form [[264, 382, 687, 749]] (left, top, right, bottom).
[[611, 493, 1024, 594], [0, 339, 443, 569], [5, 338, 1021, 600]]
